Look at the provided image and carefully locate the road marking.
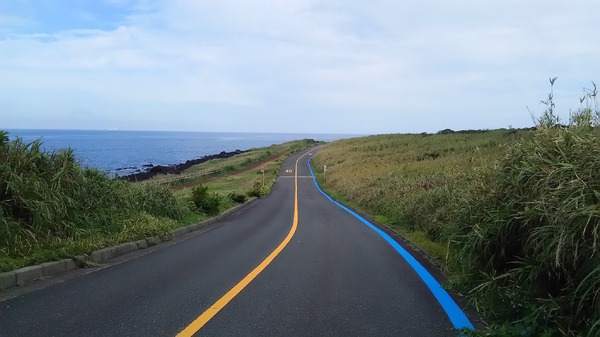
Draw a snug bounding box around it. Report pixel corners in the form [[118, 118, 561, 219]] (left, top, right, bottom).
[[285, 169, 293, 173], [307, 156, 475, 332], [177, 149, 312, 337]]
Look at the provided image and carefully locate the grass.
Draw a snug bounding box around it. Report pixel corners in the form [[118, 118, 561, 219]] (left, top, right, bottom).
[[172, 155, 284, 203], [449, 81, 600, 336], [0, 132, 193, 272], [310, 79, 599, 336], [171, 139, 319, 201], [0, 133, 320, 273], [311, 129, 525, 261], [145, 140, 316, 188], [313, 161, 450, 265]]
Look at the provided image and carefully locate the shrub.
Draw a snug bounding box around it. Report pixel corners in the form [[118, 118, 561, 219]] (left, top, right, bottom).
[[247, 181, 270, 198], [228, 192, 247, 204], [0, 132, 187, 271], [125, 183, 183, 220], [452, 79, 600, 336], [191, 185, 221, 215], [310, 78, 599, 336], [191, 185, 209, 206], [202, 193, 221, 216]]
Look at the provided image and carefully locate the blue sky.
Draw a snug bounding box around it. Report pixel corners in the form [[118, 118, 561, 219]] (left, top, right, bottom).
[[1, 1, 599, 134]]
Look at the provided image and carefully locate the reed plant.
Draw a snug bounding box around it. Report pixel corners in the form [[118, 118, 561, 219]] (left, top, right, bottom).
[[0, 132, 186, 271], [312, 79, 599, 335], [452, 80, 599, 335], [312, 129, 520, 245], [0, 135, 319, 272]]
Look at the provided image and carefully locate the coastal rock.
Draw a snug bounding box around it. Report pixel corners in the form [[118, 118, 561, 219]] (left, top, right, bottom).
[[120, 149, 246, 182]]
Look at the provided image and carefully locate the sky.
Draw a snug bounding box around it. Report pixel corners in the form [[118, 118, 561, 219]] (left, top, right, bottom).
[[1, 1, 599, 134]]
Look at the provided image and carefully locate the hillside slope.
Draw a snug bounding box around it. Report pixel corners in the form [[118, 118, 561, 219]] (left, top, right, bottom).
[[311, 125, 599, 336], [311, 129, 523, 248]]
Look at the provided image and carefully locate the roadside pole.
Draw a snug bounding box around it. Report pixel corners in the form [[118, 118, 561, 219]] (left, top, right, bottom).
[[261, 165, 265, 187], [324, 164, 327, 183]]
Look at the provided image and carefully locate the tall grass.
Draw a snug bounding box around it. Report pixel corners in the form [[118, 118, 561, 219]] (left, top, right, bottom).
[[0, 132, 186, 271], [0, 135, 319, 272], [312, 80, 599, 335], [312, 129, 521, 244], [452, 80, 599, 335]]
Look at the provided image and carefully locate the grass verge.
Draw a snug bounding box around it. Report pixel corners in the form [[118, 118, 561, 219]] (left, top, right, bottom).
[[0, 134, 320, 272], [311, 129, 523, 262], [309, 79, 599, 336]]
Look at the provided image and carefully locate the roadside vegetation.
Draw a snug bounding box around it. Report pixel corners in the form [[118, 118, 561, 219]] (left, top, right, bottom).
[[140, 141, 295, 188], [172, 139, 318, 215], [0, 133, 319, 273], [312, 80, 599, 336]]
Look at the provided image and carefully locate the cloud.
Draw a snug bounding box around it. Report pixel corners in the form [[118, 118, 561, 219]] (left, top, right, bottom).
[[1, 0, 599, 133], [0, 13, 30, 26]]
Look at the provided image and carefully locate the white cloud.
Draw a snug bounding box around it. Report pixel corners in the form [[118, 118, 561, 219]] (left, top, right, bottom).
[[1, 0, 599, 133]]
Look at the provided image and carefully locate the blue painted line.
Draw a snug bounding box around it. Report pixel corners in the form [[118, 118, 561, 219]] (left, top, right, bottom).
[[308, 157, 475, 332]]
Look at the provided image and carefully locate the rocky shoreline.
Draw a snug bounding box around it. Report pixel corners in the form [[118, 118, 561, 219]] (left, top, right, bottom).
[[119, 149, 246, 182]]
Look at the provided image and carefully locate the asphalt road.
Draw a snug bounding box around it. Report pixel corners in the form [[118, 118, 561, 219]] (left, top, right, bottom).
[[0, 148, 474, 336]]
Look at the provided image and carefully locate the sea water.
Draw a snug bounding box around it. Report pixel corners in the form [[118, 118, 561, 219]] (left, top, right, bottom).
[[5, 129, 357, 176]]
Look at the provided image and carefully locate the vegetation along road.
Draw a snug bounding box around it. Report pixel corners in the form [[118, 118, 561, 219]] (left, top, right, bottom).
[[0, 147, 475, 336]]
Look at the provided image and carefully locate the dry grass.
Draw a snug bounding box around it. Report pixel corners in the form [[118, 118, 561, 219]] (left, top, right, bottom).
[[310, 79, 600, 336], [312, 129, 524, 246]]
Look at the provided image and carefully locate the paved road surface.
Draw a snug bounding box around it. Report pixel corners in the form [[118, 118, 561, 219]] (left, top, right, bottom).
[[0, 148, 474, 336]]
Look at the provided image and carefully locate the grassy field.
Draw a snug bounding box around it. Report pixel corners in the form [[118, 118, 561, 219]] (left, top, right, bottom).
[[172, 140, 317, 205], [312, 111, 599, 336], [140, 141, 293, 188], [0, 134, 319, 273], [311, 129, 526, 260]]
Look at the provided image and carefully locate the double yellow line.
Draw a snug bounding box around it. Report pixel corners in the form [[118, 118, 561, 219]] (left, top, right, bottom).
[[177, 150, 312, 336]]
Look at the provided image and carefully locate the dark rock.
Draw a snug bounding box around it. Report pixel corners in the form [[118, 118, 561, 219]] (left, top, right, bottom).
[[120, 149, 248, 182]]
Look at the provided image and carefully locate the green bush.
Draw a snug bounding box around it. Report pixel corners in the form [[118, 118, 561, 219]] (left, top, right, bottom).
[[310, 79, 599, 336], [452, 80, 600, 336], [0, 132, 186, 271], [124, 183, 183, 220], [203, 194, 221, 216], [191, 185, 208, 207], [247, 180, 270, 198], [228, 192, 247, 204], [191, 185, 221, 215]]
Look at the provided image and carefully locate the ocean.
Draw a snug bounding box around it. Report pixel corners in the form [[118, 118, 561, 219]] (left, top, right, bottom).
[[5, 129, 358, 176]]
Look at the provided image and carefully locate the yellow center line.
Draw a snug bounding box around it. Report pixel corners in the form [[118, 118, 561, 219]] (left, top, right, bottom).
[[176, 149, 312, 337]]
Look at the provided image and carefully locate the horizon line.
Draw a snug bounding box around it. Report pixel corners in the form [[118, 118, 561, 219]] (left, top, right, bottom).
[[4, 127, 367, 136]]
